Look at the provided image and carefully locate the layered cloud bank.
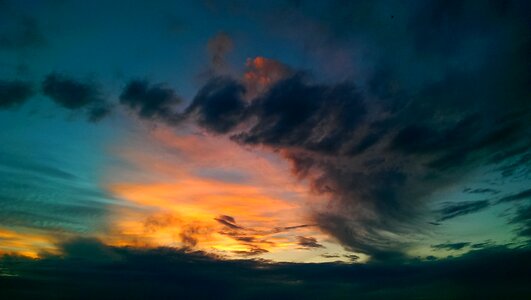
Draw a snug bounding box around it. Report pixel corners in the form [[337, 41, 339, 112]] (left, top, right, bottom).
[[1, 238, 530, 300]]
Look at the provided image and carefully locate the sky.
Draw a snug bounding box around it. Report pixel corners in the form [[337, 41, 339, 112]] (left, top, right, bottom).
[[0, 0, 530, 298]]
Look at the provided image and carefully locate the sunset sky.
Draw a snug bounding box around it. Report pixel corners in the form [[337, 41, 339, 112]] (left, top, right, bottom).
[[0, 0, 530, 298]]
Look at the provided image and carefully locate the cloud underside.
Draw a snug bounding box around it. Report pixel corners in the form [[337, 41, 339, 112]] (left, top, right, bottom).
[[1, 239, 530, 300]]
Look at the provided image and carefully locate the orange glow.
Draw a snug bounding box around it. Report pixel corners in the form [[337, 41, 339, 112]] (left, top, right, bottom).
[[0, 120, 350, 262], [0, 228, 58, 258], [243, 56, 292, 98], [103, 125, 330, 259], [107, 178, 309, 255]]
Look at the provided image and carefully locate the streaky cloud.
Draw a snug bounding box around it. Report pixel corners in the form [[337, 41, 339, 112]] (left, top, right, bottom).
[[498, 188, 531, 204], [435, 200, 491, 222], [431, 242, 470, 251]]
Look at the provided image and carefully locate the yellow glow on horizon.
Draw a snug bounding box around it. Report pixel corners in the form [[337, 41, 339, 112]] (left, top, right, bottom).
[[0, 228, 58, 258], [106, 178, 307, 256], [98, 125, 347, 261]]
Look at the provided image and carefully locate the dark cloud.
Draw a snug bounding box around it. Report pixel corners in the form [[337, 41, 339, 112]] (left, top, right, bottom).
[[275, 224, 314, 232], [186, 77, 246, 133], [498, 189, 531, 204], [182, 49, 529, 259], [179, 224, 212, 248], [0, 79, 33, 108], [215, 215, 243, 230], [87, 105, 113, 122], [435, 200, 491, 222], [321, 253, 340, 259], [296, 236, 324, 249], [509, 205, 531, 238], [471, 241, 493, 249], [320, 253, 360, 262], [144, 213, 178, 233], [120, 79, 182, 124], [42, 73, 112, 122], [4, 0, 525, 264], [42, 73, 100, 109], [187, 72, 367, 147], [232, 74, 366, 154], [493, 150, 531, 178], [232, 245, 269, 257], [174, 1, 531, 260], [213, 215, 315, 256], [1, 239, 530, 299], [344, 254, 360, 262], [432, 242, 470, 251], [463, 188, 500, 195], [59, 237, 121, 262]]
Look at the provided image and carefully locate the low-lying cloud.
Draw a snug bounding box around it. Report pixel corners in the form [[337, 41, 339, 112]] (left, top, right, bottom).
[[1, 238, 530, 299]]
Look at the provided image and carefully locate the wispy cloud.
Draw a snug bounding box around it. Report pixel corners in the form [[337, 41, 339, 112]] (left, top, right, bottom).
[[435, 200, 491, 222]]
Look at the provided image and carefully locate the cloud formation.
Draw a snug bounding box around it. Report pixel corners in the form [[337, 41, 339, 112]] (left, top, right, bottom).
[[42, 73, 111, 122], [185, 77, 246, 133], [431, 242, 471, 251], [0, 0, 529, 265], [435, 200, 491, 222], [171, 0, 531, 260], [510, 205, 531, 238], [1, 238, 530, 299], [0, 79, 33, 108], [498, 189, 531, 204], [243, 56, 292, 97], [180, 62, 529, 259], [296, 236, 324, 249], [120, 80, 182, 124]]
